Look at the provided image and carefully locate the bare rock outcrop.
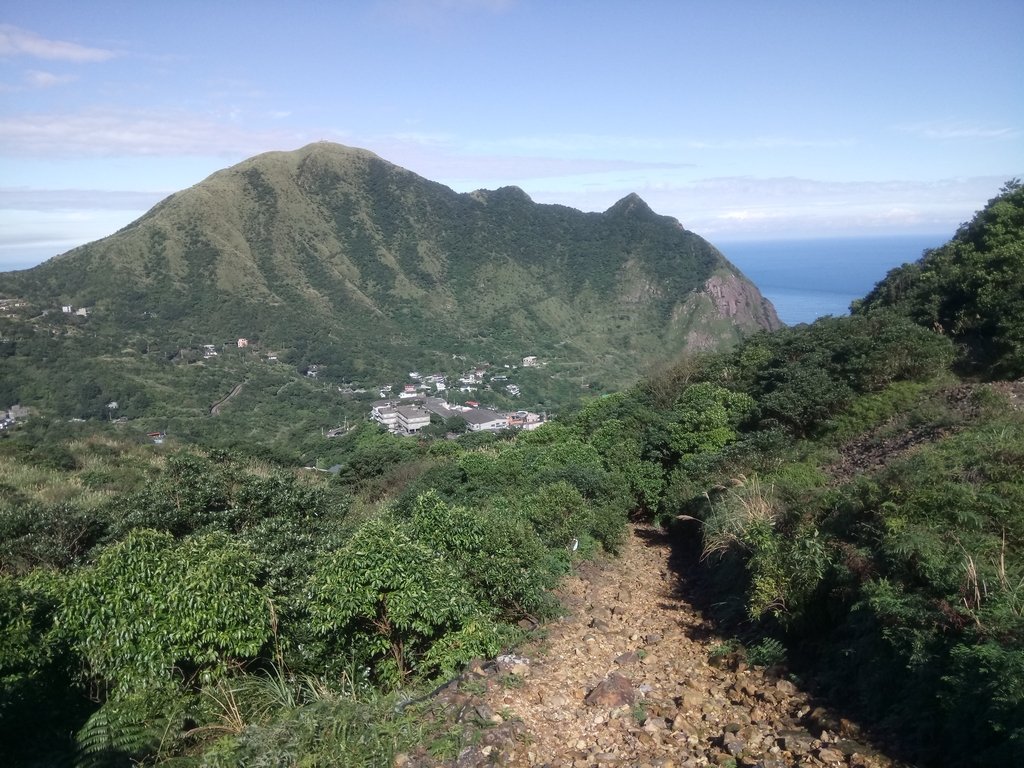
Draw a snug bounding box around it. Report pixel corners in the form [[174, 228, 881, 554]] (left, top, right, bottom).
[[702, 272, 783, 332]]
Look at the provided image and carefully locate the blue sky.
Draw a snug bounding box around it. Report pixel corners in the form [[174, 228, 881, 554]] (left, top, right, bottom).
[[1, 0, 1022, 270]]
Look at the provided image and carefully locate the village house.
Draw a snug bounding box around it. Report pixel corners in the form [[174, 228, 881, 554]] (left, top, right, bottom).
[[463, 408, 509, 433], [1, 404, 30, 430], [237, 338, 249, 348], [507, 410, 545, 430], [522, 355, 538, 367]]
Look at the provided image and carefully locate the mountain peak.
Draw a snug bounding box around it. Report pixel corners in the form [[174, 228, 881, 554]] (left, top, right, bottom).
[[469, 186, 534, 205], [605, 193, 656, 218], [296, 141, 383, 162]]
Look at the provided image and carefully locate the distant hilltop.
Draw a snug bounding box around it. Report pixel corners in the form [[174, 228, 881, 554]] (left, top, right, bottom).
[[0, 141, 779, 394]]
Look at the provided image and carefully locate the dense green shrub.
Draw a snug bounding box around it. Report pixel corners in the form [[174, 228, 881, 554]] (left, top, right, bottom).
[[307, 514, 485, 686], [61, 529, 272, 693]]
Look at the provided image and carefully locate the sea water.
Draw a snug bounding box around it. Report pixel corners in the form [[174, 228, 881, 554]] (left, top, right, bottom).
[[719, 235, 947, 326]]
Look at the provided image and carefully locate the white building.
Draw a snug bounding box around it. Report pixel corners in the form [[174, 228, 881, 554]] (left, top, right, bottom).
[[395, 405, 430, 435], [371, 403, 430, 435], [464, 408, 509, 432], [522, 355, 538, 367], [371, 404, 399, 431]]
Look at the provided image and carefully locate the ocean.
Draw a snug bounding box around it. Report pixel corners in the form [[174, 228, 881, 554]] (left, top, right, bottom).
[[718, 235, 947, 326]]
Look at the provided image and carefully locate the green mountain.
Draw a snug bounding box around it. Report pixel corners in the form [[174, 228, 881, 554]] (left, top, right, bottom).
[[1, 143, 778, 404], [854, 179, 1023, 377]]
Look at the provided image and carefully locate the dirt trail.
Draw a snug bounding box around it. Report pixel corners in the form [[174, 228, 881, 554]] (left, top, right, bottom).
[[451, 526, 899, 768], [210, 382, 244, 416]]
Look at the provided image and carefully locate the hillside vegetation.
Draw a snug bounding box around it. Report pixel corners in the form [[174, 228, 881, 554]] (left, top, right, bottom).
[[0, 143, 778, 429], [0, 183, 1021, 767]]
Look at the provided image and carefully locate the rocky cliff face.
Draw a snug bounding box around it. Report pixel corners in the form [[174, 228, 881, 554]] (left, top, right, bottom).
[[670, 271, 782, 352], [702, 272, 782, 332]]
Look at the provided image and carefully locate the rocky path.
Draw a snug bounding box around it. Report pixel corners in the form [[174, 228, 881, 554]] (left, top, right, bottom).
[[444, 525, 900, 768]]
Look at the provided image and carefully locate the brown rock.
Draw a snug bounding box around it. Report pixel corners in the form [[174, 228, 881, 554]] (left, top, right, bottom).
[[777, 729, 816, 755], [585, 672, 635, 707], [677, 689, 704, 711], [774, 678, 797, 696], [834, 739, 870, 757], [817, 747, 845, 764], [615, 650, 640, 666]]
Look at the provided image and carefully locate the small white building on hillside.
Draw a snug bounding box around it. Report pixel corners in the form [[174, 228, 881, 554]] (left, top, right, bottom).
[[464, 408, 509, 432]]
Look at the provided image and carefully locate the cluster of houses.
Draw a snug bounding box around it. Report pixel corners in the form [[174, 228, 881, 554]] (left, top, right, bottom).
[[0, 298, 29, 317], [378, 356, 538, 402], [202, 338, 251, 359], [1, 404, 30, 431], [368, 356, 545, 436], [371, 396, 545, 436]]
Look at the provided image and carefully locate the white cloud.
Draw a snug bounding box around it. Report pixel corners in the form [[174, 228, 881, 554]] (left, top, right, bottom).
[[0, 188, 167, 211], [24, 69, 77, 88], [0, 109, 307, 157], [0, 24, 117, 62], [894, 120, 1020, 140], [661, 176, 1007, 239]]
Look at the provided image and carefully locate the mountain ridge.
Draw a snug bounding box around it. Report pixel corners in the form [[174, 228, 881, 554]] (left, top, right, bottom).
[[1, 141, 779, 407]]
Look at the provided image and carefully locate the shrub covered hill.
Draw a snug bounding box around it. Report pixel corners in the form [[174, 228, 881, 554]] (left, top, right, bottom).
[[0, 182, 1019, 767], [0, 142, 778, 429]]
